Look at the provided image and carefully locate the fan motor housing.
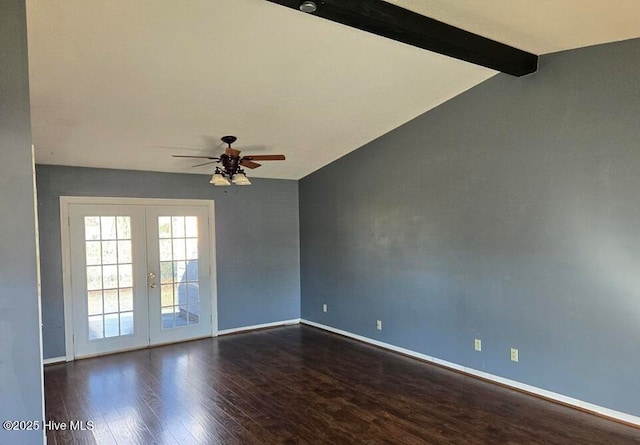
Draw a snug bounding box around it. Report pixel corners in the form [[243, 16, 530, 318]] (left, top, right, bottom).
[[220, 153, 240, 176]]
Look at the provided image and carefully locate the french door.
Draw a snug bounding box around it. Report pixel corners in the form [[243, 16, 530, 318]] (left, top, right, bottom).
[[66, 199, 214, 358]]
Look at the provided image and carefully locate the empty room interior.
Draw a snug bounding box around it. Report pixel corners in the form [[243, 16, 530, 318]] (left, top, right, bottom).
[[2, 0, 640, 443]]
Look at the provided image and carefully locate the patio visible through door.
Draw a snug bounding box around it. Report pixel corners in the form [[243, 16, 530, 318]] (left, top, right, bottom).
[[64, 198, 215, 358]]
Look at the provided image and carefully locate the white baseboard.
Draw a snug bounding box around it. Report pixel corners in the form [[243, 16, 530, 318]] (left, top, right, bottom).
[[301, 319, 640, 427], [42, 356, 66, 365], [218, 318, 301, 336]]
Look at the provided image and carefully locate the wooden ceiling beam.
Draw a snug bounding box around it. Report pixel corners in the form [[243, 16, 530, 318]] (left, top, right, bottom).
[[266, 0, 538, 77]]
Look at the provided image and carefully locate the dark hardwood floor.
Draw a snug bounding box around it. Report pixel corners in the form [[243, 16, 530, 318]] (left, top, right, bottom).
[[44, 325, 640, 444]]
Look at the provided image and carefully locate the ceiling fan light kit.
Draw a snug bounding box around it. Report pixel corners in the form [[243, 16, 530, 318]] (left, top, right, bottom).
[[174, 135, 285, 187], [210, 170, 231, 186], [231, 171, 251, 186]]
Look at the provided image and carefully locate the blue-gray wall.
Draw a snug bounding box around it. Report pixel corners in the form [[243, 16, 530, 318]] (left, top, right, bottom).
[[36, 165, 300, 359], [300, 39, 640, 417], [0, 0, 45, 443]]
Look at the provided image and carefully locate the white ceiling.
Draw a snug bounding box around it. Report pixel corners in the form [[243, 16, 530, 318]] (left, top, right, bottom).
[[26, 0, 640, 180]]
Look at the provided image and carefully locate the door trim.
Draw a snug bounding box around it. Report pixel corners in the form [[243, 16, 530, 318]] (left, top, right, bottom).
[[60, 196, 218, 361]]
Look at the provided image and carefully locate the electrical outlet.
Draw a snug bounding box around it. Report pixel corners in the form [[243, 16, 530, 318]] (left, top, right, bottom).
[[376, 320, 382, 330], [510, 348, 519, 362], [474, 339, 482, 351], [322, 303, 327, 313]]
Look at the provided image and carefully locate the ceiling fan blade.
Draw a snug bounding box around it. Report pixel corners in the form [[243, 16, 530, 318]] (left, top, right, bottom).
[[192, 160, 219, 168], [172, 155, 220, 160], [225, 148, 241, 157], [240, 159, 262, 169], [242, 154, 285, 161]]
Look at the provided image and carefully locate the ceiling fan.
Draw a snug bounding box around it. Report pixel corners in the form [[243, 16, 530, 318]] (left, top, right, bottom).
[[172, 135, 285, 186]]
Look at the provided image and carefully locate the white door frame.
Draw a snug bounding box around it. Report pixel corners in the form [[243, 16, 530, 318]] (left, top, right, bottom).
[[60, 196, 218, 361]]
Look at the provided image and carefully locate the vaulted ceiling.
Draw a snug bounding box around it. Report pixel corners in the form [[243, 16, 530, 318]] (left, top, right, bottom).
[[26, 0, 640, 180]]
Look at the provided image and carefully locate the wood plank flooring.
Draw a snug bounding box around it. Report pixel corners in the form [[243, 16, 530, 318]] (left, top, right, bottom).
[[44, 325, 640, 444]]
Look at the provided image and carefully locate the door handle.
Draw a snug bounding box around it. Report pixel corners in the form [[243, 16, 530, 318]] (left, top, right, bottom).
[[149, 272, 157, 288]]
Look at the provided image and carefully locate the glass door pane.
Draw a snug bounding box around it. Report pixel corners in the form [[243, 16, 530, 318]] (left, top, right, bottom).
[[158, 216, 201, 330], [84, 216, 135, 339], [146, 206, 212, 345], [69, 205, 148, 358]]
